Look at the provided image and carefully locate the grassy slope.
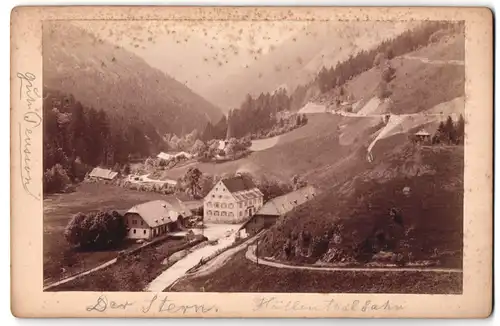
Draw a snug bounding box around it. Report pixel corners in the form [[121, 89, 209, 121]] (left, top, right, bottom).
[[337, 29, 465, 115], [170, 251, 462, 294], [44, 182, 180, 284], [49, 238, 190, 291], [159, 113, 348, 182]]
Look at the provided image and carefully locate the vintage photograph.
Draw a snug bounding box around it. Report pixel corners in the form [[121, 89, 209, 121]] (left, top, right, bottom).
[[41, 18, 466, 295]]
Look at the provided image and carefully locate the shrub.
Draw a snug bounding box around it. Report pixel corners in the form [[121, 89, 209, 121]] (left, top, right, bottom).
[[64, 210, 127, 250], [44, 164, 72, 194]]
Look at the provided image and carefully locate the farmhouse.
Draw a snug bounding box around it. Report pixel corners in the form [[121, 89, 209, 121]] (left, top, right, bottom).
[[239, 185, 317, 237], [157, 151, 193, 161], [124, 199, 192, 240], [88, 167, 118, 181], [415, 129, 431, 142], [203, 174, 264, 224]]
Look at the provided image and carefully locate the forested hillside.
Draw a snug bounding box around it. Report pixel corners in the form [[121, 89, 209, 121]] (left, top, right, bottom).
[[43, 21, 222, 137]]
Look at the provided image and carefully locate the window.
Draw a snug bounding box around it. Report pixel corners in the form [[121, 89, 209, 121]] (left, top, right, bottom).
[[143, 230, 146, 235], [212, 195, 215, 198], [239, 212, 242, 216], [141, 221, 144, 226], [133, 219, 137, 225], [216, 188, 218, 191], [239, 203, 242, 208], [221, 211, 227, 216], [219, 195, 222, 198], [207, 202, 212, 208], [215, 202, 220, 208], [228, 203, 234, 209], [207, 210, 212, 216], [214, 211, 220, 216], [229, 212, 234, 217], [221, 203, 227, 208], [133, 229, 136, 234]]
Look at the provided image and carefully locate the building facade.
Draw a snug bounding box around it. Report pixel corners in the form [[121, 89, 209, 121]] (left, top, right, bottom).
[[203, 175, 264, 224]]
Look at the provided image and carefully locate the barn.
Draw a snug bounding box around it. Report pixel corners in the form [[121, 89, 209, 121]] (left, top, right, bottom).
[[239, 185, 317, 237]]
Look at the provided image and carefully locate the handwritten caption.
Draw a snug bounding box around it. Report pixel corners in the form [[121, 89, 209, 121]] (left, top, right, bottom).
[[252, 296, 404, 313], [86, 295, 219, 314], [17, 72, 42, 201], [85, 294, 403, 315]]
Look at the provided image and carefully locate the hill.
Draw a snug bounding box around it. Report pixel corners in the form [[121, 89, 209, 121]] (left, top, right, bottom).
[[258, 144, 463, 268], [43, 21, 223, 136], [220, 23, 464, 269], [205, 21, 415, 111]]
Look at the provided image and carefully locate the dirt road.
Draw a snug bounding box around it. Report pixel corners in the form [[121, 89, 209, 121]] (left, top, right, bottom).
[[245, 245, 462, 273]]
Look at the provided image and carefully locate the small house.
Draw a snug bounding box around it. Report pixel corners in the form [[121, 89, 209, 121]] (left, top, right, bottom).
[[415, 129, 431, 142], [124, 199, 192, 240], [88, 167, 118, 181], [157, 152, 174, 161], [239, 185, 317, 237]]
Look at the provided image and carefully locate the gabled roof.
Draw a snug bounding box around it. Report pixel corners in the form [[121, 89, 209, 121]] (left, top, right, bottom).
[[221, 175, 259, 193], [157, 152, 173, 160], [126, 199, 192, 228], [89, 167, 118, 180], [256, 185, 317, 216], [415, 129, 430, 136]]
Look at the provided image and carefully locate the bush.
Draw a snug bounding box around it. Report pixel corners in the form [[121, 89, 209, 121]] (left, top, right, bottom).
[[44, 164, 72, 194], [64, 210, 128, 250]]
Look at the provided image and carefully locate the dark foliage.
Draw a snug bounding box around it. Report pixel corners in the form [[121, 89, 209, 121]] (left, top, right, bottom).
[[64, 210, 128, 250]]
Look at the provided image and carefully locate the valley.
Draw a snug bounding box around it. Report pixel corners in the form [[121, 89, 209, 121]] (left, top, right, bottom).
[[42, 20, 465, 294]]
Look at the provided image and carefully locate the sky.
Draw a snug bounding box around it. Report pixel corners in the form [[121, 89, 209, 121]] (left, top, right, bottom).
[[74, 20, 308, 92]]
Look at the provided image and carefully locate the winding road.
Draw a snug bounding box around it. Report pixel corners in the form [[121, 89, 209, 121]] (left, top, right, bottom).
[[245, 245, 462, 274]]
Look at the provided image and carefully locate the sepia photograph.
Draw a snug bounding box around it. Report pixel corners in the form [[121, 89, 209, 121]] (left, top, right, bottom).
[[10, 6, 493, 318], [41, 17, 465, 294]]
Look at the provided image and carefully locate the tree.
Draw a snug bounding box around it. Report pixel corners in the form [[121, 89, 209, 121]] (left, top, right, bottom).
[[444, 116, 457, 144], [373, 52, 385, 66], [191, 139, 207, 157], [44, 164, 71, 194], [381, 65, 396, 83], [456, 114, 465, 144], [291, 175, 308, 190], [64, 210, 127, 250], [183, 167, 203, 198]]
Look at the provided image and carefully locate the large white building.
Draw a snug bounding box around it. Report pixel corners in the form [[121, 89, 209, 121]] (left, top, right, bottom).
[[203, 175, 264, 224]]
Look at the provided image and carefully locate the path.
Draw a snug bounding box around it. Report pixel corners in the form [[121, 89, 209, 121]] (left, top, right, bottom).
[[127, 173, 177, 186], [43, 258, 117, 291], [245, 245, 462, 273], [186, 231, 265, 279], [402, 55, 464, 66], [146, 230, 243, 292]]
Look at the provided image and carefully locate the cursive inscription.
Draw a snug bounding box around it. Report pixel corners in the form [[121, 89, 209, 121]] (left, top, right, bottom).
[[17, 72, 42, 200], [86, 295, 134, 312], [253, 296, 404, 313], [85, 295, 219, 315], [142, 294, 219, 314]]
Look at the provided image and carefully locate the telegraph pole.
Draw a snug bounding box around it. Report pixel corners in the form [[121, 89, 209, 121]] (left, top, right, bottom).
[[256, 238, 259, 265]]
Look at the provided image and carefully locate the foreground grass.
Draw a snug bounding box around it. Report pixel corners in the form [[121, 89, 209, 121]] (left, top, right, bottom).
[[49, 237, 194, 291], [169, 251, 462, 294], [44, 182, 177, 284]]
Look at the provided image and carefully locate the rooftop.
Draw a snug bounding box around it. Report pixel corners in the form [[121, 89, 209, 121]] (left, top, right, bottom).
[[89, 167, 118, 180], [126, 199, 192, 227], [221, 175, 259, 193]]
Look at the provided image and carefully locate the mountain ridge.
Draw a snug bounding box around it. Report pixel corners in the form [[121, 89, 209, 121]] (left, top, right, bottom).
[[43, 21, 223, 136]]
